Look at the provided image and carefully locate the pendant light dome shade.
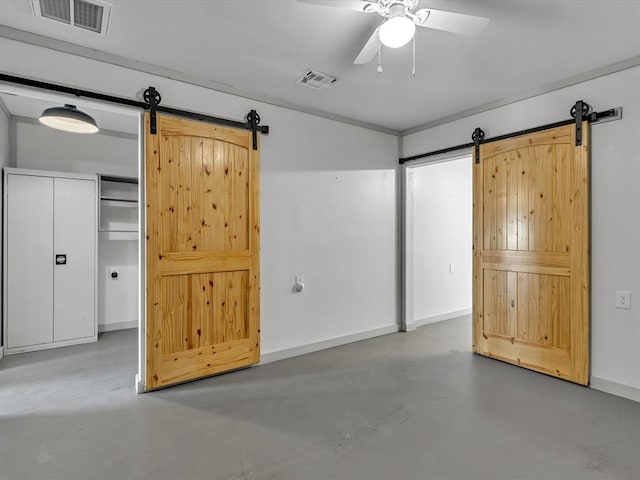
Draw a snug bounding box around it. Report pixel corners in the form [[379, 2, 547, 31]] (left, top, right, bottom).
[[39, 104, 99, 134]]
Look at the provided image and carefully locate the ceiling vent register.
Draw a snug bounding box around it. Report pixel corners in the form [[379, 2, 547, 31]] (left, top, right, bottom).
[[32, 0, 111, 35], [296, 70, 337, 90]]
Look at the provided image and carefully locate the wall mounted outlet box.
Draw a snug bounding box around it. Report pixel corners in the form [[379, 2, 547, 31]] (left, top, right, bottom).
[[616, 290, 631, 309]]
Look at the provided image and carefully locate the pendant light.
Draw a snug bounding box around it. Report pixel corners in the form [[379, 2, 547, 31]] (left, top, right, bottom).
[[39, 104, 99, 134]]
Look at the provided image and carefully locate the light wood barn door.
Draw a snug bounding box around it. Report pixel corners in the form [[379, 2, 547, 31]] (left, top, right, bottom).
[[472, 123, 589, 385], [145, 114, 260, 390]]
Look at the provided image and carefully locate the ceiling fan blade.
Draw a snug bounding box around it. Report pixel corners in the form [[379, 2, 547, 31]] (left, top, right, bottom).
[[414, 8, 489, 36], [297, 0, 376, 13], [354, 27, 380, 64]]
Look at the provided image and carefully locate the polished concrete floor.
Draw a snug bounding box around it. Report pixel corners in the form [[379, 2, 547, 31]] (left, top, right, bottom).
[[2, 317, 640, 480]]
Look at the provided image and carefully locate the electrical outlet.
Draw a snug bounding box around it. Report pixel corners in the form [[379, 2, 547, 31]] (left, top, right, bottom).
[[616, 290, 631, 309], [449, 263, 455, 273], [110, 267, 119, 280]]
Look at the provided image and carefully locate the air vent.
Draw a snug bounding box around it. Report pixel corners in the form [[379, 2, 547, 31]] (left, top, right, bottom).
[[32, 0, 111, 35], [38, 0, 71, 23], [73, 0, 104, 32], [296, 70, 337, 90]]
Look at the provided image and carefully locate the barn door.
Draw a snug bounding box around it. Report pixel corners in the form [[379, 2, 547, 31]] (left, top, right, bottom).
[[145, 114, 260, 390], [472, 122, 589, 385]]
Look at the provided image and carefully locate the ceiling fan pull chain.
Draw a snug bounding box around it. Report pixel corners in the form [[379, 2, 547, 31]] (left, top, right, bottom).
[[377, 46, 383, 73], [412, 34, 416, 77]]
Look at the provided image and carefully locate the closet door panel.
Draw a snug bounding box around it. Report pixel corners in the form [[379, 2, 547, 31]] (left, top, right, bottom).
[[53, 178, 96, 341], [7, 174, 54, 348]]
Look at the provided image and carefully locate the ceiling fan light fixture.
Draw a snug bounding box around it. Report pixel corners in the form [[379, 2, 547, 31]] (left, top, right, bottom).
[[379, 13, 416, 48], [39, 104, 99, 134]]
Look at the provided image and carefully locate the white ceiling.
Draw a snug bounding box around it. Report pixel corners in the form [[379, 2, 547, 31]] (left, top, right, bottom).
[[0, 92, 139, 134], [1, 0, 640, 132]]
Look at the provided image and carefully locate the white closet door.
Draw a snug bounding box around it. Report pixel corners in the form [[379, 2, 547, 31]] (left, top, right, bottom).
[[53, 178, 96, 341], [7, 174, 54, 348]]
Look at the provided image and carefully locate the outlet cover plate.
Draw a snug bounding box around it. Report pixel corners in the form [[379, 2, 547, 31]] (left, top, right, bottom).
[[616, 290, 631, 309]]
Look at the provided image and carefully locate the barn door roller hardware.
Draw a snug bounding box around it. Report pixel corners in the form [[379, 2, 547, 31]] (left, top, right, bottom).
[[570, 100, 621, 146], [472, 127, 485, 164], [399, 99, 622, 165], [142, 87, 268, 149], [143, 86, 161, 135], [0, 74, 269, 150], [246, 110, 261, 150], [572, 100, 588, 146]]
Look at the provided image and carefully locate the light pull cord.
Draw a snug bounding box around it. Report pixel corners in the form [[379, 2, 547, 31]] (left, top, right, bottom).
[[412, 35, 416, 77], [377, 46, 383, 73]]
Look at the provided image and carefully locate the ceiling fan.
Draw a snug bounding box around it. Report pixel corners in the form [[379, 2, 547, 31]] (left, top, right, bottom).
[[298, 0, 489, 65]]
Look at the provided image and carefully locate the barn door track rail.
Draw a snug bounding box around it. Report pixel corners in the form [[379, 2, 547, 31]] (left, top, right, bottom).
[[0, 73, 269, 150], [399, 100, 622, 165]]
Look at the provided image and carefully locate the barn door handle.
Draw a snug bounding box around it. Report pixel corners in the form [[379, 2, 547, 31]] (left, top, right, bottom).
[[55, 254, 67, 265]]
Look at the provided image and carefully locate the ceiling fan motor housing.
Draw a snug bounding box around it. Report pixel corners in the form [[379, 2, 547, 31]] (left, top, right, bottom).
[[368, 0, 419, 16]]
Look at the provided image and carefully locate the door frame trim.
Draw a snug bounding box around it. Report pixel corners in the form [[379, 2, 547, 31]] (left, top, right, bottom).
[[136, 112, 146, 394]]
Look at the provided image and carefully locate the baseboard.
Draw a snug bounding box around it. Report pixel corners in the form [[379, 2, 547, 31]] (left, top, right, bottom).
[[260, 324, 399, 365], [402, 322, 417, 332], [135, 372, 144, 394], [98, 320, 138, 333], [415, 308, 472, 328], [590, 376, 640, 403]]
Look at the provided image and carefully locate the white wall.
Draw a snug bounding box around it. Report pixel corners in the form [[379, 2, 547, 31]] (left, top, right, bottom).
[[14, 120, 139, 330], [15, 121, 137, 176], [97, 235, 138, 330], [403, 65, 640, 398], [0, 101, 11, 349], [0, 107, 9, 168], [412, 157, 472, 325], [0, 37, 399, 365]]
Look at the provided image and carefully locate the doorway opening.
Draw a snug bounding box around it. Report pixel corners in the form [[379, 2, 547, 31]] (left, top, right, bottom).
[[403, 153, 472, 342], [0, 84, 143, 409]]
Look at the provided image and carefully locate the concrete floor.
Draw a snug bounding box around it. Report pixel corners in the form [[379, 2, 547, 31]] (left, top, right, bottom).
[[1, 317, 640, 480]]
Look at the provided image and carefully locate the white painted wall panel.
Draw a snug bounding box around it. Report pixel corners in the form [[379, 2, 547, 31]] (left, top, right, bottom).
[[15, 122, 137, 177], [403, 64, 640, 394], [0, 106, 9, 168], [6, 174, 54, 348], [53, 177, 96, 341], [98, 234, 138, 328]]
